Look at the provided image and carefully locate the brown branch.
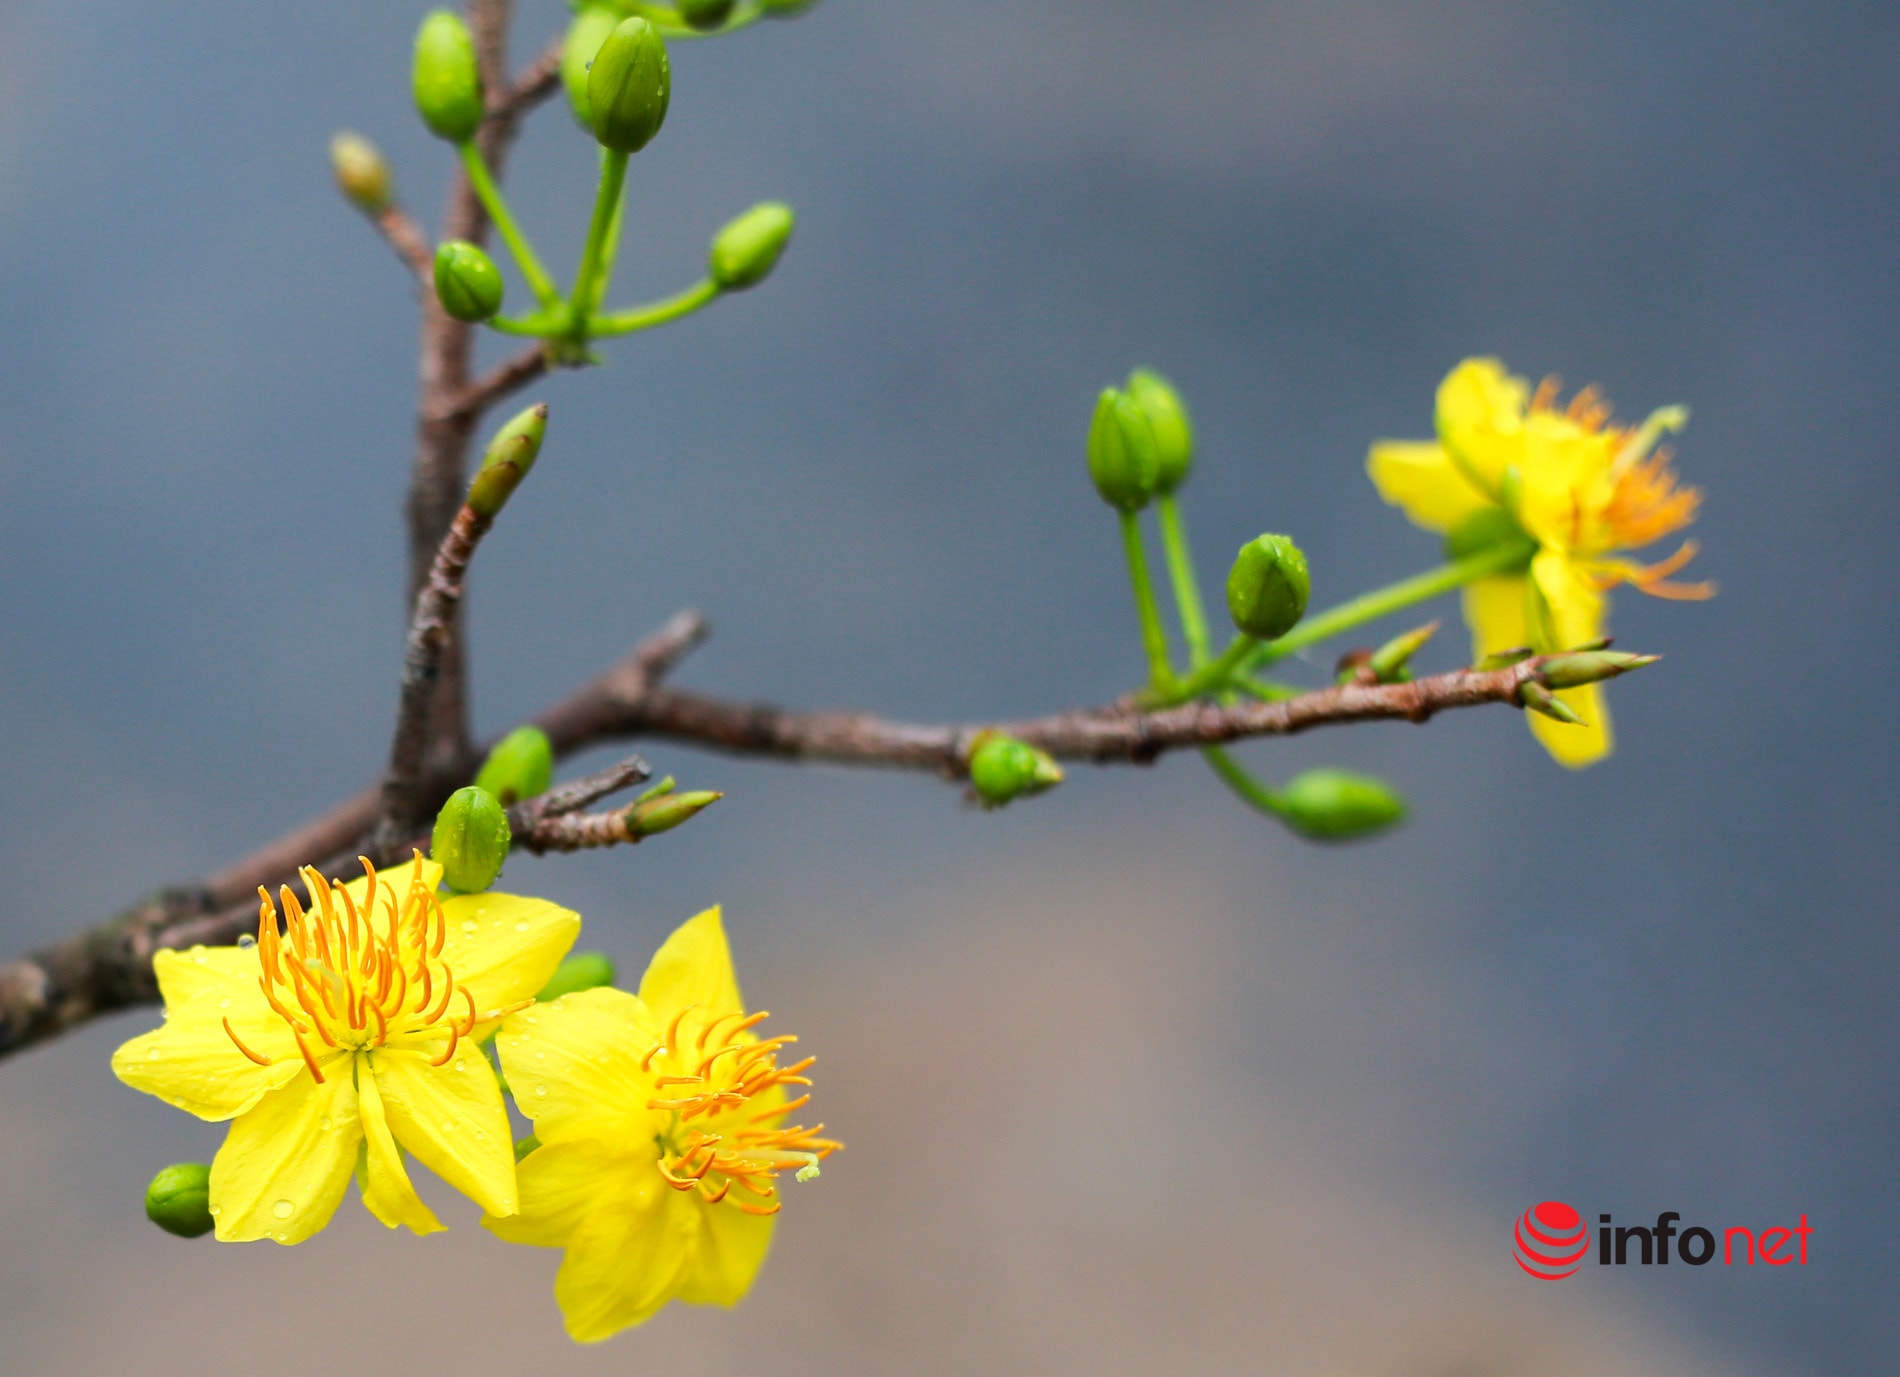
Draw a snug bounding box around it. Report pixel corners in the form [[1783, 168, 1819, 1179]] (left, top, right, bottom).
[[430, 343, 552, 425], [521, 756, 655, 820], [498, 35, 565, 120], [371, 204, 433, 283]]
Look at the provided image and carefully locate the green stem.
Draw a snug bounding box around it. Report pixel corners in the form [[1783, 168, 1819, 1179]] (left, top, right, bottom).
[[589, 279, 722, 336], [458, 142, 561, 309], [1172, 632, 1257, 700], [1230, 673, 1300, 702], [1201, 745, 1284, 817], [1156, 494, 1212, 668], [583, 149, 629, 317], [1119, 510, 1178, 694], [569, 149, 630, 339]]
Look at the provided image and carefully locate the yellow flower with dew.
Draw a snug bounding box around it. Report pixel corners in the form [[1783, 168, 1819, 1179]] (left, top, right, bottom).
[[486, 906, 840, 1343], [112, 854, 579, 1242], [1368, 357, 1713, 766]]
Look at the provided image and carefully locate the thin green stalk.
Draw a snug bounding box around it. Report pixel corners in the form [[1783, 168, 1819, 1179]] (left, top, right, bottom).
[[569, 148, 630, 338], [1171, 632, 1257, 701], [458, 142, 561, 308], [1156, 494, 1212, 668], [589, 279, 721, 336], [1230, 673, 1300, 702], [1201, 745, 1284, 817], [1119, 510, 1178, 694], [582, 149, 629, 317]]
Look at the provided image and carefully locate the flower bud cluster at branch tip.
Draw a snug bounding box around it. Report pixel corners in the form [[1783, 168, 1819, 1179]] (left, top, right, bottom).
[[329, 132, 392, 215], [536, 952, 618, 1002], [562, 7, 623, 125], [711, 203, 796, 291], [1273, 769, 1407, 841], [1126, 369, 1194, 494], [145, 1162, 214, 1238], [1087, 387, 1161, 511], [589, 18, 672, 154], [678, 0, 738, 30], [1226, 534, 1310, 640], [466, 403, 548, 516], [434, 241, 504, 322], [628, 788, 722, 837], [967, 732, 1064, 808], [433, 786, 513, 892], [413, 10, 484, 144], [475, 725, 555, 805]]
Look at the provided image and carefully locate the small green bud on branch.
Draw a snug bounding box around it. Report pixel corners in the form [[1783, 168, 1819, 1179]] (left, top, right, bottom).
[[1518, 679, 1587, 725], [711, 202, 796, 291], [1273, 768, 1407, 841], [1126, 368, 1195, 494], [433, 240, 505, 322], [678, 0, 738, 30], [1366, 620, 1440, 683], [433, 786, 513, 892], [537, 952, 618, 1002], [412, 10, 484, 144], [1087, 388, 1161, 512], [329, 131, 392, 215], [628, 789, 723, 837], [967, 732, 1064, 808], [475, 725, 555, 806], [1537, 650, 1661, 688], [1226, 534, 1310, 641], [588, 18, 672, 154], [466, 402, 548, 516], [145, 1163, 214, 1239]]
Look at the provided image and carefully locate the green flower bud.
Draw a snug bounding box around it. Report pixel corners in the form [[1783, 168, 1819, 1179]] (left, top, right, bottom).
[[432, 785, 512, 893], [1086, 388, 1160, 512], [1519, 680, 1587, 725], [1365, 620, 1440, 684], [588, 18, 672, 154], [433, 240, 504, 323], [413, 10, 485, 144], [1126, 368, 1194, 493], [678, 0, 737, 30], [537, 952, 617, 1002], [760, 0, 820, 15], [474, 725, 555, 805], [561, 6, 623, 126], [145, 1162, 214, 1239], [466, 402, 548, 516], [628, 789, 722, 837], [329, 131, 392, 215], [710, 202, 796, 292], [1225, 534, 1310, 641], [967, 733, 1064, 809], [1274, 768, 1406, 841], [1537, 650, 1660, 689], [1444, 505, 1537, 567]]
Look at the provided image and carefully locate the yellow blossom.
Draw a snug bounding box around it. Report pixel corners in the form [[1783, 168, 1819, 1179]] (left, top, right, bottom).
[[1368, 357, 1713, 766], [486, 906, 840, 1343], [112, 854, 579, 1243]]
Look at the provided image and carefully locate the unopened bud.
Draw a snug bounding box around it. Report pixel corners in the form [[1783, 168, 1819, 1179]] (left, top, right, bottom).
[[1538, 650, 1659, 688], [413, 10, 485, 144], [760, 0, 821, 15], [1126, 369, 1194, 493], [1226, 534, 1310, 641], [678, 0, 737, 30], [466, 402, 548, 516], [1444, 505, 1537, 567], [629, 789, 722, 837], [710, 202, 796, 291], [432, 786, 512, 893], [474, 725, 554, 805], [537, 951, 617, 1002], [967, 732, 1064, 809], [1475, 646, 1533, 670], [1519, 680, 1586, 726], [330, 131, 392, 215], [1087, 388, 1160, 512], [588, 18, 672, 154], [1274, 768, 1406, 841], [434, 240, 504, 323], [145, 1162, 214, 1239], [1367, 621, 1439, 683], [561, 6, 622, 125]]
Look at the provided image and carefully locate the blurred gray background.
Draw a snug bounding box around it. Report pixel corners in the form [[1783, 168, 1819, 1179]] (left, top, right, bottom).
[[1, 2, 1895, 1374]]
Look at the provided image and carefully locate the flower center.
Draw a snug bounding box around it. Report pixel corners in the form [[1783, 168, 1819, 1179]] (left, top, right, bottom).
[[224, 856, 483, 1080], [642, 1005, 841, 1215]]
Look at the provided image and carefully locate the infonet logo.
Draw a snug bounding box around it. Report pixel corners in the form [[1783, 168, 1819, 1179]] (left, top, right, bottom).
[[1513, 1201, 1814, 1279]]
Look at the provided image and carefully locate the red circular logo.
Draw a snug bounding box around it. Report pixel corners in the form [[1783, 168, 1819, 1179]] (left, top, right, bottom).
[[1514, 1200, 1588, 1279]]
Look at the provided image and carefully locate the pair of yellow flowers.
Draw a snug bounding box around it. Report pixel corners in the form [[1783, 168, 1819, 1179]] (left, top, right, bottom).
[[112, 854, 837, 1343]]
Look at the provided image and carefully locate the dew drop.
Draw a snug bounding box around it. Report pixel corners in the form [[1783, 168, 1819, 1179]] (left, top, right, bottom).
[[208, 1204, 221, 1216], [533, 1085, 548, 1098], [453, 1059, 467, 1072], [441, 1119, 456, 1133], [534, 1052, 545, 1062], [271, 1199, 296, 1219], [514, 920, 530, 933], [219, 997, 232, 1009], [237, 935, 257, 949], [473, 1130, 486, 1141]]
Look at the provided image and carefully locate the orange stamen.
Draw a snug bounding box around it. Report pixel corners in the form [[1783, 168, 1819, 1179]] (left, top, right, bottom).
[[223, 1017, 273, 1065]]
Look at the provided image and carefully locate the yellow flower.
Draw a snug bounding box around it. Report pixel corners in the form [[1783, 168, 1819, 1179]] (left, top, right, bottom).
[[1368, 357, 1713, 767], [486, 906, 840, 1343], [112, 854, 579, 1243]]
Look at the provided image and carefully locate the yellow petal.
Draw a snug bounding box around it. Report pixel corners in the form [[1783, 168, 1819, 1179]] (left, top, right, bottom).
[[638, 906, 744, 1027], [1366, 440, 1492, 535], [150, 944, 262, 1010], [356, 1057, 444, 1235], [484, 1137, 631, 1248], [336, 852, 443, 909], [1526, 550, 1612, 767], [497, 987, 658, 1145], [208, 1067, 361, 1244], [436, 891, 581, 1015], [553, 1174, 694, 1343], [111, 990, 306, 1122], [368, 1044, 517, 1217], [673, 1201, 776, 1308], [1528, 684, 1612, 768], [1435, 357, 1529, 491], [1460, 574, 1532, 666]]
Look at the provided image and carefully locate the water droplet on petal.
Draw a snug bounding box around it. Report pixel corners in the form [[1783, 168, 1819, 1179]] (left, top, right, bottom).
[[441, 1119, 455, 1133], [237, 935, 257, 949], [533, 1085, 548, 1098], [271, 1199, 296, 1219], [461, 919, 479, 935], [514, 920, 529, 933], [453, 1059, 467, 1072], [207, 1204, 221, 1216]]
